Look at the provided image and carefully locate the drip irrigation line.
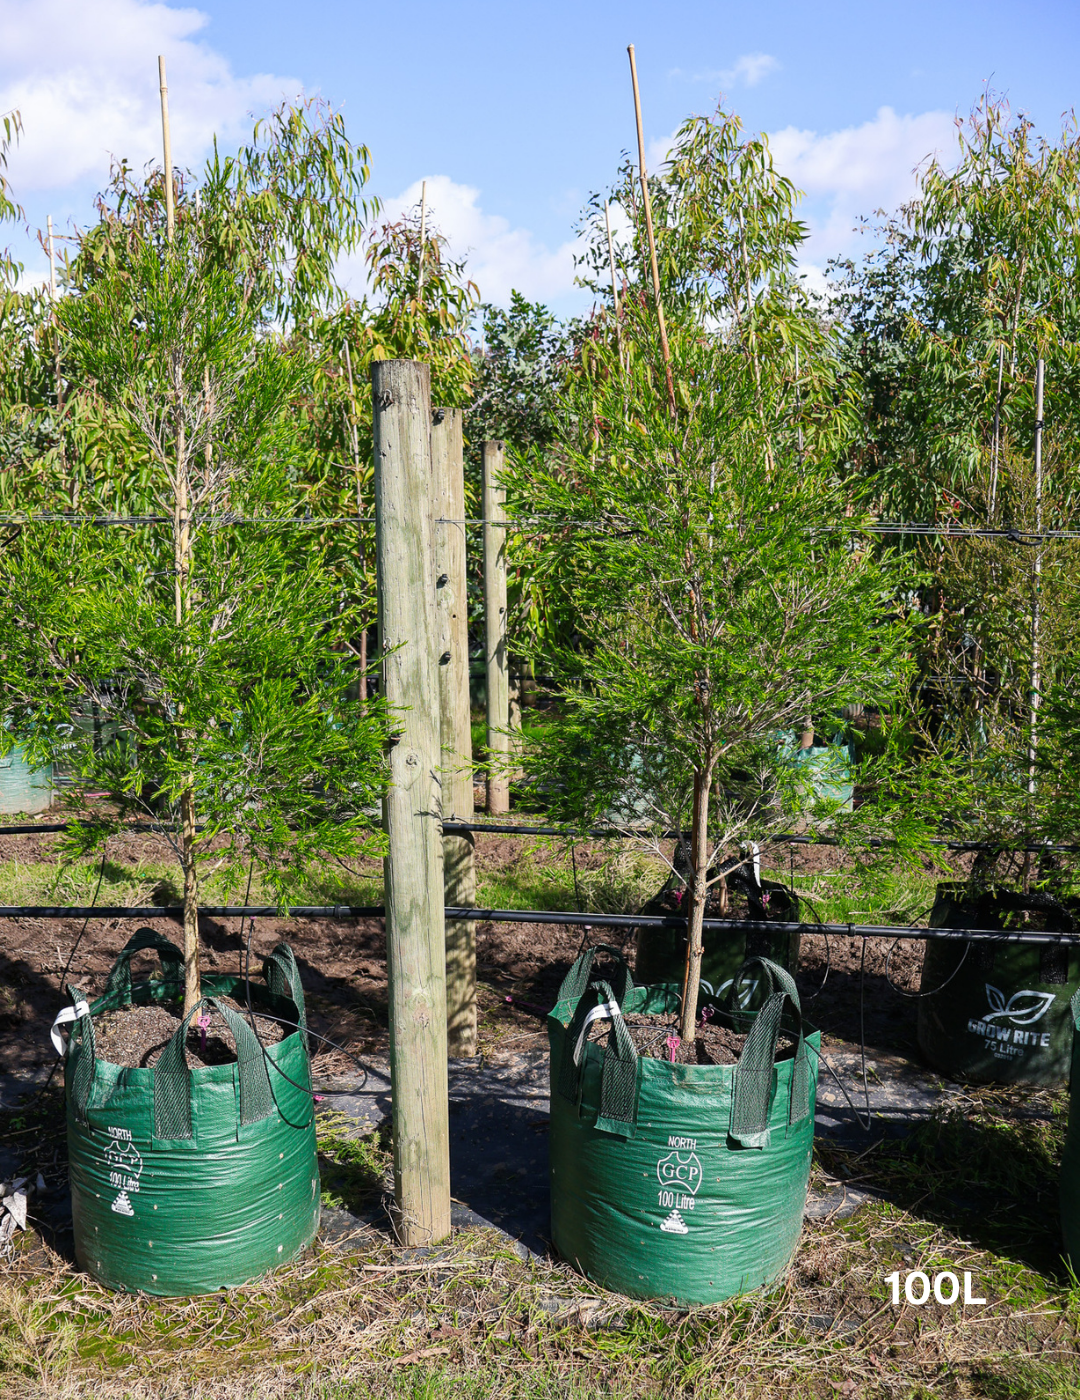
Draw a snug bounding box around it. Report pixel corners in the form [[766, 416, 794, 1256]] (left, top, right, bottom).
[[2, 900, 1077, 946], [884, 936, 972, 1000]]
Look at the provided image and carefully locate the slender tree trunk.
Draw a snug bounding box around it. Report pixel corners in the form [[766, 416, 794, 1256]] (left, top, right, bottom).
[[173, 418, 200, 1016], [678, 767, 711, 1042]]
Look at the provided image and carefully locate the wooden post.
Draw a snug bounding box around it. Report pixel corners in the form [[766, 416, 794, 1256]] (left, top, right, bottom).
[[373, 359, 451, 1245], [483, 441, 510, 815], [432, 407, 477, 1057]]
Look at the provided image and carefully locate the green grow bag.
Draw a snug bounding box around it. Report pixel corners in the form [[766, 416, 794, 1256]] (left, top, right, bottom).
[[60, 929, 320, 1296], [779, 736, 854, 813], [1059, 989, 1080, 1268], [917, 885, 1079, 1086], [0, 739, 52, 814], [635, 882, 801, 1010], [548, 946, 820, 1305]]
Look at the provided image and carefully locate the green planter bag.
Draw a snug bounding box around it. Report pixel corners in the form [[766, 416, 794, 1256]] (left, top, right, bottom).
[[59, 928, 321, 1296], [1059, 989, 1080, 1268], [548, 946, 820, 1306], [917, 885, 1079, 1086]]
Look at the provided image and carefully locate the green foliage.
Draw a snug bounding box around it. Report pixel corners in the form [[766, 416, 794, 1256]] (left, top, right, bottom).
[[505, 295, 922, 928], [832, 94, 1080, 519], [0, 162, 389, 947]]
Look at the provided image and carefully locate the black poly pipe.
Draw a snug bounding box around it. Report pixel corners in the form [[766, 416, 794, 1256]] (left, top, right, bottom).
[[0, 901, 1076, 945], [4, 818, 1079, 853]]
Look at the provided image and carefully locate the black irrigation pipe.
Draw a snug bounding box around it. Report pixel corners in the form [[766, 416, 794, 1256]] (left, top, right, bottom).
[[442, 820, 1080, 853], [4, 818, 1079, 855], [6, 513, 1080, 540], [0, 901, 1076, 946]]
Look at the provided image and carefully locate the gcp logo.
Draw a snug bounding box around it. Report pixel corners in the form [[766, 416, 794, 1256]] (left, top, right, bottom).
[[656, 1151, 702, 1196]]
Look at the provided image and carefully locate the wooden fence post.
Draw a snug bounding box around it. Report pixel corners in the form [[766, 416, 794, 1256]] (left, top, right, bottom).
[[483, 441, 510, 815], [432, 407, 477, 1057], [372, 359, 451, 1245]]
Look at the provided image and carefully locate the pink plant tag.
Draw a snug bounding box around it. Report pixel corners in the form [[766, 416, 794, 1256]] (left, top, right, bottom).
[[665, 1034, 681, 1062], [196, 1012, 211, 1052]]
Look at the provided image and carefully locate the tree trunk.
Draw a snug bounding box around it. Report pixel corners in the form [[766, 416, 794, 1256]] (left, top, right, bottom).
[[181, 784, 200, 1016], [173, 414, 200, 1018], [678, 768, 710, 1042]]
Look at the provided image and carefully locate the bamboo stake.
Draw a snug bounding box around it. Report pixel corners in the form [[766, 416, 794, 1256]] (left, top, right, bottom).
[[627, 44, 675, 417], [372, 358, 451, 1246], [483, 441, 510, 815], [158, 56, 174, 242], [432, 407, 477, 1057]]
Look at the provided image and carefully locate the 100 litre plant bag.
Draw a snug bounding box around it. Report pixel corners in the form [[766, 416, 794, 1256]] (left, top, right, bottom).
[[60, 929, 321, 1295], [1059, 989, 1080, 1267], [548, 947, 819, 1305], [917, 885, 1079, 1086]]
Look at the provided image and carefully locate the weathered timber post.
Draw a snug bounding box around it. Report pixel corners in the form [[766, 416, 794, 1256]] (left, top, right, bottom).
[[483, 440, 510, 815], [372, 359, 451, 1245], [432, 407, 477, 1057]]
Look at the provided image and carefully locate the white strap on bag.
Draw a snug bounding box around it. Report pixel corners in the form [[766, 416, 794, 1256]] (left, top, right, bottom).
[[50, 1001, 90, 1056], [573, 999, 621, 1066]]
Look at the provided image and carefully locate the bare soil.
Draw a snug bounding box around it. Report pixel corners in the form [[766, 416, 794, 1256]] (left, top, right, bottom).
[[91, 995, 286, 1070], [0, 825, 959, 1077]]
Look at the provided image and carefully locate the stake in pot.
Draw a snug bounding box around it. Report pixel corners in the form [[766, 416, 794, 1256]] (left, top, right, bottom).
[[57, 928, 321, 1295], [548, 947, 820, 1305]]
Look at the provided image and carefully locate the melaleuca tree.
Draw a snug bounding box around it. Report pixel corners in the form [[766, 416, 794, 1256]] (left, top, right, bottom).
[[504, 296, 921, 1040], [0, 127, 389, 1019]]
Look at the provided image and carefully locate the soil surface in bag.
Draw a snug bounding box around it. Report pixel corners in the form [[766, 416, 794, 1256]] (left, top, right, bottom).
[[586, 1011, 798, 1065], [92, 995, 286, 1069]]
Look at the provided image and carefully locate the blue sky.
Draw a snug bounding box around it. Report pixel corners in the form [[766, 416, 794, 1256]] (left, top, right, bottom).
[[3, 0, 1080, 316]]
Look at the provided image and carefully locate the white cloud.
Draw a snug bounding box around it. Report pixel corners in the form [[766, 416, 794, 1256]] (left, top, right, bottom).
[[672, 52, 780, 89], [769, 105, 958, 267], [345, 175, 587, 310], [718, 53, 780, 89], [0, 0, 300, 193]]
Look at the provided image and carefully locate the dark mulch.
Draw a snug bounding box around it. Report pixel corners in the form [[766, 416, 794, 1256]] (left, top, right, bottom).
[[92, 995, 286, 1070], [586, 1010, 800, 1066]]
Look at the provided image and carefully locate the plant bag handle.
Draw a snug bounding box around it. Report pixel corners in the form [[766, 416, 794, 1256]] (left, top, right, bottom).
[[103, 928, 185, 1006], [726, 956, 811, 1149], [557, 976, 639, 1135], [65, 983, 98, 1125], [262, 942, 307, 1034], [555, 943, 635, 1112], [555, 942, 634, 1009], [1071, 987, 1080, 1033], [154, 996, 274, 1141]]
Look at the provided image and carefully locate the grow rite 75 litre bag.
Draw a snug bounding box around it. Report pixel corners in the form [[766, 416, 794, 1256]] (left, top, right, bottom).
[[548, 946, 820, 1306], [917, 885, 1080, 1086], [60, 929, 320, 1296]]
